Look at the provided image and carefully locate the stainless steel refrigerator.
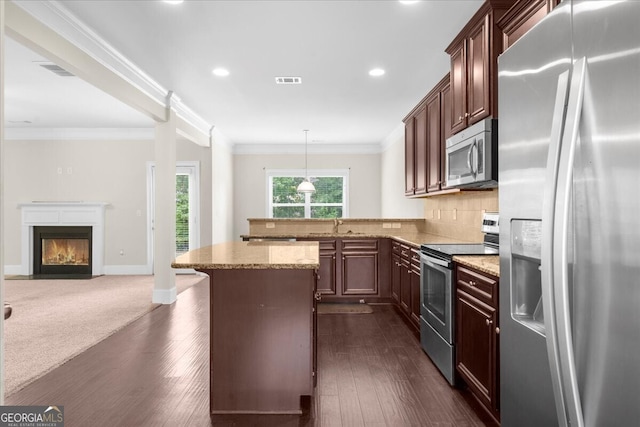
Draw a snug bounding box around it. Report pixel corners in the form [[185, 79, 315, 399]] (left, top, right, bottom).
[[498, 1, 640, 426]]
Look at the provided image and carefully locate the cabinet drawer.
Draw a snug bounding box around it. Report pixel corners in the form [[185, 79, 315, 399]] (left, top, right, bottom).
[[410, 248, 421, 268], [456, 265, 498, 307], [393, 242, 411, 259], [318, 240, 337, 252], [342, 239, 378, 252]]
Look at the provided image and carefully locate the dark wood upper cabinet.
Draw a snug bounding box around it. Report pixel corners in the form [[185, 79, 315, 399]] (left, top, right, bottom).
[[498, 0, 560, 51], [404, 117, 416, 196], [403, 73, 450, 196], [414, 105, 428, 194], [446, 0, 513, 135], [440, 81, 452, 189], [425, 91, 441, 192]]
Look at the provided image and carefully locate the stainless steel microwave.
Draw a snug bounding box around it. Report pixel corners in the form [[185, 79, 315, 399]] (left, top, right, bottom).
[[445, 118, 498, 189]]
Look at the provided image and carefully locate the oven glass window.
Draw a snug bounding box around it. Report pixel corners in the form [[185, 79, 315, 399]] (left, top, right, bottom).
[[448, 143, 473, 181], [424, 265, 447, 324]]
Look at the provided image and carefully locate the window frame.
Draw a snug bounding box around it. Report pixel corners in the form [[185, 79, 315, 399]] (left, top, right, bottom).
[[266, 169, 349, 219]]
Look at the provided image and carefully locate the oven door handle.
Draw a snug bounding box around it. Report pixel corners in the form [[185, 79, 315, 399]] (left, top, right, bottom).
[[420, 253, 450, 269]]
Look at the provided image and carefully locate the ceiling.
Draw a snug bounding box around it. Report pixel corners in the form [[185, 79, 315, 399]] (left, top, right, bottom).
[[4, 0, 484, 149]]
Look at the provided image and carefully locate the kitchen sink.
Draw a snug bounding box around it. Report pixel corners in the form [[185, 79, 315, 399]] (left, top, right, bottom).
[[309, 231, 366, 235]]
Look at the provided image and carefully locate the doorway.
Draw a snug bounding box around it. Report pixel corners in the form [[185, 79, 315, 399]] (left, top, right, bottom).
[[147, 161, 200, 273]]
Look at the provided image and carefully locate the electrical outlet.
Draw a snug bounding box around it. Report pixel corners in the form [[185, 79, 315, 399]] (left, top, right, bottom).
[[392, 223, 401, 229], [453, 209, 457, 220], [266, 222, 275, 229], [382, 223, 392, 229]]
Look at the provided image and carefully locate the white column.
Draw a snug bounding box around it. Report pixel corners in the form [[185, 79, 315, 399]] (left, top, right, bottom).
[[0, 0, 6, 404], [153, 95, 177, 304]]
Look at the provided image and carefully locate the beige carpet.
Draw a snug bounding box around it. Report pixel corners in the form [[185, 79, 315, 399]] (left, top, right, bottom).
[[317, 303, 373, 314], [4, 274, 207, 396]]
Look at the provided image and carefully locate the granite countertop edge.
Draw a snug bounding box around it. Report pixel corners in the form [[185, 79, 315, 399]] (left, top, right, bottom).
[[453, 255, 500, 278], [171, 262, 319, 270]]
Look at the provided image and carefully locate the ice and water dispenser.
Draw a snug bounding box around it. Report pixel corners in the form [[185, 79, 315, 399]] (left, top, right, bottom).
[[510, 220, 545, 336]]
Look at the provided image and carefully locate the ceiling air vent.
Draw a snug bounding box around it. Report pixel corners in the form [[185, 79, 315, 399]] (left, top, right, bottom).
[[38, 63, 75, 77], [275, 76, 302, 85]]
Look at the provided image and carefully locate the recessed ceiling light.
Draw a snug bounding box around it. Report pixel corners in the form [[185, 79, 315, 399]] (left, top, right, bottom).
[[212, 68, 230, 77], [399, 1, 420, 5], [369, 68, 385, 77], [163, 0, 184, 5]]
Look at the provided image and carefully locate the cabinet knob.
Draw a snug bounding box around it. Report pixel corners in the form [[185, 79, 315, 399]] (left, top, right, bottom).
[[469, 280, 476, 286], [458, 115, 463, 121], [314, 292, 322, 301], [496, 327, 500, 335], [486, 319, 493, 326], [465, 113, 469, 118]]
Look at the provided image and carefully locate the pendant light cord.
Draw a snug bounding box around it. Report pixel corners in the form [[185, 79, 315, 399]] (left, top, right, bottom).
[[304, 129, 309, 177]]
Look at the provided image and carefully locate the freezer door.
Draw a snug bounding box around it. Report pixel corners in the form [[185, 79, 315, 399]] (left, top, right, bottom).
[[497, 2, 572, 426], [569, 1, 640, 426]]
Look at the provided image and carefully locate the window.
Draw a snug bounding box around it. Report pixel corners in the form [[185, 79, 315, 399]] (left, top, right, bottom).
[[267, 169, 349, 218], [147, 162, 200, 264]]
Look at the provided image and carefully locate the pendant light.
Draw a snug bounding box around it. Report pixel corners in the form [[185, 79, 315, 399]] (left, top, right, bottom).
[[297, 129, 316, 193]]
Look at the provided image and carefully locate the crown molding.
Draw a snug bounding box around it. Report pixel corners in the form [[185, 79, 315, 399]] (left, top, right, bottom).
[[4, 127, 155, 141], [11, 0, 211, 137], [380, 123, 405, 152], [232, 143, 383, 155]]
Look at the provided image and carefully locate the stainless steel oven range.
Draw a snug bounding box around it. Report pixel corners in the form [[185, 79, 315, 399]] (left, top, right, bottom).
[[419, 213, 499, 385]]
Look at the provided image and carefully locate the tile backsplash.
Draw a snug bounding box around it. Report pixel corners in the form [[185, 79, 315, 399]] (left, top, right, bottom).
[[423, 189, 499, 242]]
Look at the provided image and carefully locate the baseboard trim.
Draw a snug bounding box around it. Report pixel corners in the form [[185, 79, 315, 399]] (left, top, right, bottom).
[[152, 287, 177, 305]]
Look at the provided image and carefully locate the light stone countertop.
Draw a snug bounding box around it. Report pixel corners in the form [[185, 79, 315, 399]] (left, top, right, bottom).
[[453, 255, 500, 277], [240, 232, 466, 248], [236, 233, 500, 276], [172, 241, 319, 270]]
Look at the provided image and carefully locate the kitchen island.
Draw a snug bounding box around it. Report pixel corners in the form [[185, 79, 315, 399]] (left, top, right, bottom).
[[172, 241, 319, 415]]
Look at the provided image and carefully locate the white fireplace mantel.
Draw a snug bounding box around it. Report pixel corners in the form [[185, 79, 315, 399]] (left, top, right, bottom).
[[19, 202, 109, 276]]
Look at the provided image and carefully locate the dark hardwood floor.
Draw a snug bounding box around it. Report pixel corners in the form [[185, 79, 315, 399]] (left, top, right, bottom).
[[6, 279, 497, 426]]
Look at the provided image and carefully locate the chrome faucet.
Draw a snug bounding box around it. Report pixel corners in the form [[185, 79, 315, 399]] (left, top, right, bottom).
[[332, 218, 343, 233]]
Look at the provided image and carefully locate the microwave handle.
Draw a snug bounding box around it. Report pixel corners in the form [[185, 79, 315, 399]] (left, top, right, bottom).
[[467, 141, 474, 173], [467, 140, 477, 177]]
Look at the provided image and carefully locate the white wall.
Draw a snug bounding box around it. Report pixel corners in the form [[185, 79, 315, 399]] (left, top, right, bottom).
[[3, 137, 213, 274], [233, 152, 381, 238], [380, 123, 424, 218]]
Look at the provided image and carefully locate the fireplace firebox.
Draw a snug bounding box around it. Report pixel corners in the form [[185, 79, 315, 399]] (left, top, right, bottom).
[[33, 226, 92, 278]]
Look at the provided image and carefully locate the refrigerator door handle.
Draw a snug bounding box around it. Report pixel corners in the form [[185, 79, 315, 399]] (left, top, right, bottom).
[[554, 57, 588, 427], [541, 68, 571, 427]]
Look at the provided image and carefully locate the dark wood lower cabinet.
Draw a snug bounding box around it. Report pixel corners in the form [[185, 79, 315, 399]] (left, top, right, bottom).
[[301, 237, 390, 303], [205, 268, 316, 414], [342, 239, 379, 295], [391, 252, 401, 304], [392, 240, 421, 333], [409, 249, 421, 327], [455, 264, 500, 422], [317, 240, 337, 295]]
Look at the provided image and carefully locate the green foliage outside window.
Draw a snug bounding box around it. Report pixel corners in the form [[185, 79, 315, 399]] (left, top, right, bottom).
[[271, 175, 345, 219], [176, 174, 190, 255]]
